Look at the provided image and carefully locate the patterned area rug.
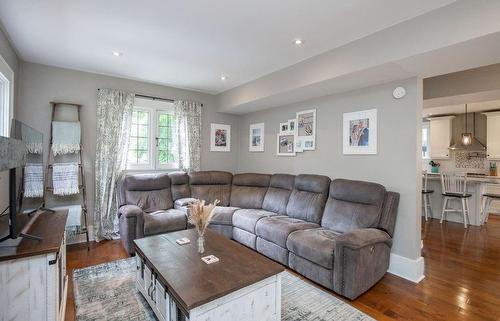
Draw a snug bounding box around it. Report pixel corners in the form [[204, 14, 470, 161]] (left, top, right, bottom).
[[73, 258, 374, 321]]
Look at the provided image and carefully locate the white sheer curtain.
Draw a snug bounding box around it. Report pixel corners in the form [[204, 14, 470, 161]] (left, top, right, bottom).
[[173, 100, 202, 172], [94, 88, 134, 241]]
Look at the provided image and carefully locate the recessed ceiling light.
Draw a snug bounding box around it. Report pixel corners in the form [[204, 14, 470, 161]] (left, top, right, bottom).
[[112, 51, 123, 57], [294, 39, 304, 45], [220, 75, 227, 81]]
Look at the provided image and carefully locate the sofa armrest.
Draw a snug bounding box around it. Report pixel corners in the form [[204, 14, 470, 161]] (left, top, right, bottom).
[[118, 205, 145, 255], [335, 228, 392, 250], [174, 198, 198, 209], [332, 228, 392, 300], [118, 204, 144, 218]]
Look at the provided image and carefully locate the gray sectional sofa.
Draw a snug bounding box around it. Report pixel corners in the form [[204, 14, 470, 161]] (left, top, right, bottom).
[[117, 170, 400, 299]]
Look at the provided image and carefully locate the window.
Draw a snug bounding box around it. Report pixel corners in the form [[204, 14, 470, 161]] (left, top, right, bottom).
[[422, 122, 430, 159], [0, 55, 13, 137], [127, 98, 178, 170]]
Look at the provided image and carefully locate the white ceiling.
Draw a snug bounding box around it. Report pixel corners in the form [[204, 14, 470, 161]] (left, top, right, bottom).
[[0, 0, 455, 94]]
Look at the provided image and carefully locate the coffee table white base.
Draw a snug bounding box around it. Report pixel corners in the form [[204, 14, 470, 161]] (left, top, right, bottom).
[[136, 255, 281, 321]]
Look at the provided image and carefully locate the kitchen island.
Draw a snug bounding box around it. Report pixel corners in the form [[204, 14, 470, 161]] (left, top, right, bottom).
[[425, 173, 500, 226]]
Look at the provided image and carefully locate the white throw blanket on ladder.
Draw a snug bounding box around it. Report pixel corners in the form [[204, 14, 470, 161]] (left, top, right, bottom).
[[52, 163, 80, 195], [24, 163, 44, 198], [52, 121, 81, 156]]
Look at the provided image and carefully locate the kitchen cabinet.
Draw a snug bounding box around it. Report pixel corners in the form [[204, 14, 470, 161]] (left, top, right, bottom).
[[483, 111, 500, 160], [429, 116, 455, 159]]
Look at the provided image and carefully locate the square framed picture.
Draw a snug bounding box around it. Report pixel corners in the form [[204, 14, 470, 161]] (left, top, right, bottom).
[[280, 122, 289, 133], [210, 123, 231, 152], [287, 118, 296, 133], [277, 132, 295, 156], [343, 108, 377, 155], [296, 109, 316, 150], [249, 122, 265, 152]]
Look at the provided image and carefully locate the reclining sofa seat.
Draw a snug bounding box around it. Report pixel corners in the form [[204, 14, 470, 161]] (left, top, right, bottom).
[[117, 173, 187, 254], [187, 171, 237, 238], [255, 174, 331, 265], [232, 173, 294, 249], [287, 179, 399, 299]]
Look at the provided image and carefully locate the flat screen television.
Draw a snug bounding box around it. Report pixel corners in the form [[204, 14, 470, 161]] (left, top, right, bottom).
[[0, 120, 45, 242]]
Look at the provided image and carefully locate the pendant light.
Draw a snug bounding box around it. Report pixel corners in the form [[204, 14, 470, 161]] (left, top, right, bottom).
[[461, 104, 472, 146]]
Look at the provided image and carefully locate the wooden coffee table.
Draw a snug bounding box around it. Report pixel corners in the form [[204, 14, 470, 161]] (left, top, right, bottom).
[[134, 228, 284, 321]]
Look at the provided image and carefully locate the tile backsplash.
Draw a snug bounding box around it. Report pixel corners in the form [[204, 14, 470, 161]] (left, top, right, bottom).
[[425, 151, 499, 174], [455, 151, 485, 169]]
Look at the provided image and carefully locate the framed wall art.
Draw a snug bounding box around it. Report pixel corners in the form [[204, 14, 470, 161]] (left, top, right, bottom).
[[249, 122, 264, 152], [276, 132, 295, 156], [296, 109, 316, 150], [343, 108, 377, 155], [210, 123, 231, 152], [279, 122, 289, 133], [288, 118, 296, 133]]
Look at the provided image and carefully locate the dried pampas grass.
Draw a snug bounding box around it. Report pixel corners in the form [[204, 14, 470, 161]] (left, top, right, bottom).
[[188, 199, 220, 235]]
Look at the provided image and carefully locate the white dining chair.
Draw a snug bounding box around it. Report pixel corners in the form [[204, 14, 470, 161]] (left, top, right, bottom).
[[440, 172, 471, 228], [422, 170, 434, 221], [480, 191, 500, 225]]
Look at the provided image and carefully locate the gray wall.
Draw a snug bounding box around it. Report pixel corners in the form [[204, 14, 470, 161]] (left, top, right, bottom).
[[0, 24, 19, 78], [424, 63, 500, 100], [0, 24, 19, 213], [237, 78, 423, 260], [16, 62, 239, 231]]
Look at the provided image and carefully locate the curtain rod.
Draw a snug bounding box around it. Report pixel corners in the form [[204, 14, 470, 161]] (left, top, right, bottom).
[[97, 89, 203, 106], [135, 93, 175, 103]]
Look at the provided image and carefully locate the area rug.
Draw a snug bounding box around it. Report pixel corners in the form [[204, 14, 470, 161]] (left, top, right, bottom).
[[73, 258, 374, 321]]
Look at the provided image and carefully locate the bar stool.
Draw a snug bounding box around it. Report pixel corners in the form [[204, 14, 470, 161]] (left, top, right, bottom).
[[480, 192, 500, 224], [422, 171, 434, 221], [440, 172, 472, 229]]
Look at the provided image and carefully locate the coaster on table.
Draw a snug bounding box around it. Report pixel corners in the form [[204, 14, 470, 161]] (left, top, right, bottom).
[[176, 237, 191, 245], [201, 255, 219, 264]]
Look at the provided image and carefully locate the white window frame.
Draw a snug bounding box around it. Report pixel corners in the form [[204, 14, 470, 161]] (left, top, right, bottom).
[[422, 122, 431, 160], [0, 54, 14, 137], [155, 109, 178, 170], [127, 107, 154, 171], [126, 98, 178, 171]]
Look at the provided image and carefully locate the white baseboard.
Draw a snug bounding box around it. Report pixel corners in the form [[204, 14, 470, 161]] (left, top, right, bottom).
[[388, 253, 425, 283]]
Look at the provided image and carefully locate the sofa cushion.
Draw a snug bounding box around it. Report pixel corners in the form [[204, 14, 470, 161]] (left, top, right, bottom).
[[233, 227, 257, 249], [189, 171, 233, 206], [233, 209, 279, 233], [211, 206, 240, 225], [255, 216, 319, 248], [287, 228, 341, 269], [322, 179, 386, 233], [169, 171, 190, 201], [143, 209, 187, 235], [262, 174, 295, 215], [230, 173, 271, 208], [118, 173, 173, 212], [256, 237, 289, 265], [125, 189, 173, 213], [286, 174, 330, 224], [207, 224, 233, 239]]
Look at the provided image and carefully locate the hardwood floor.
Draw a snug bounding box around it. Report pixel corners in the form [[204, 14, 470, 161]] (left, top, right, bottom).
[[65, 216, 500, 321], [65, 239, 128, 321]]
